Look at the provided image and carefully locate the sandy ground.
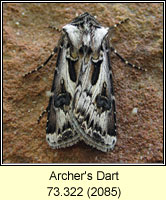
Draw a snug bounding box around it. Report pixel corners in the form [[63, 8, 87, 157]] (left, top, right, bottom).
[[3, 3, 163, 163]]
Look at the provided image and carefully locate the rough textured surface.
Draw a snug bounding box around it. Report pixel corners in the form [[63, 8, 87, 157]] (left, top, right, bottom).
[[3, 3, 163, 163]]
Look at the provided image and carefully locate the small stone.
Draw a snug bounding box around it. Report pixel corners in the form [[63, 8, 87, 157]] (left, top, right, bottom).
[[132, 107, 138, 115]]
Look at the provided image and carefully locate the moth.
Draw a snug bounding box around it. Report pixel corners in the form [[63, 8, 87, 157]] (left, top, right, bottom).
[[24, 12, 146, 152]]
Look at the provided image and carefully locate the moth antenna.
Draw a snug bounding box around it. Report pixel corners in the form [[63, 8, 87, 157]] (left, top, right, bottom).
[[23, 46, 58, 77], [109, 18, 129, 31], [48, 25, 61, 32], [110, 47, 147, 72]]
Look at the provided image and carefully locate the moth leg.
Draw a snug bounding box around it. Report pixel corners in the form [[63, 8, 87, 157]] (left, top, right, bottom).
[[110, 47, 147, 71], [23, 46, 58, 77], [37, 108, 47, 124], [109, 18, 129, 31]]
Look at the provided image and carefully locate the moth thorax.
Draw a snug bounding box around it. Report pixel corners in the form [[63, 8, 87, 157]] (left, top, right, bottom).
[[83, 32, 91, 47]]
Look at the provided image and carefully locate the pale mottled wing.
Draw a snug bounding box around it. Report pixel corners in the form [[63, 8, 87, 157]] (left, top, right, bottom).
[[70, 26, 117, 152], [46, 36, 80, 149]]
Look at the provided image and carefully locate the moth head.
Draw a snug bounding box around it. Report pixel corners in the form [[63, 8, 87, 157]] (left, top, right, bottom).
[[63, 23, 109, 50]]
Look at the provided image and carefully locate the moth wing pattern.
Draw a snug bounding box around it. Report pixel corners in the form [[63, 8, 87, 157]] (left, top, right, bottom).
[[68, 14, 117, 152], [72, 46, 117, 152], [46, 13, 117, 152], [46, 35, 81, 148]]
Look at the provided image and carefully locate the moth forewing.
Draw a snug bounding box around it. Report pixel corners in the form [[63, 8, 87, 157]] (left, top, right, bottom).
[[46, 31, 80, 149], [73, 37, 116, 152]]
